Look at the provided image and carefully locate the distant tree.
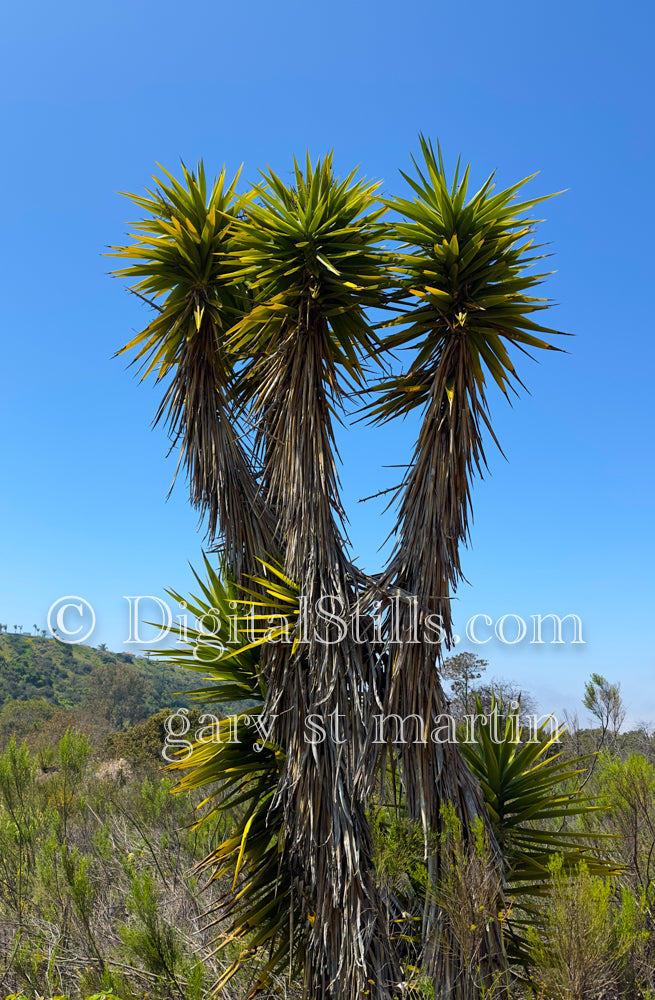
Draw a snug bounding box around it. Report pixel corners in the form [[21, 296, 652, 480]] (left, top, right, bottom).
[[470, 677, 539, 722], [0, 698, 56, 749], [85, 660, 153, 728], [442, 652, 488, 716], [584, 673, 626, 744], [97, 642, 108, 652]]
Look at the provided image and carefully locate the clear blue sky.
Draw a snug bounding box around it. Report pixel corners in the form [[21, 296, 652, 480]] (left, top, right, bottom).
[[1, 0, 653, 724]]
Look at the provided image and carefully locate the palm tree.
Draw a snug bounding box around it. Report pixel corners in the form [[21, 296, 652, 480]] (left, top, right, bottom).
[[113, 143, 562, 999]]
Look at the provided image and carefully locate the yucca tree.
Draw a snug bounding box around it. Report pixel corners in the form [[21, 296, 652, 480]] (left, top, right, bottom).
[[160, 567, 617, 996], [113, 142, 564, 1000]]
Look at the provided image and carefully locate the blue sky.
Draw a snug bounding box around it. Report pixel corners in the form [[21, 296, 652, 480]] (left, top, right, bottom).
[[1, 0, 653, 724]]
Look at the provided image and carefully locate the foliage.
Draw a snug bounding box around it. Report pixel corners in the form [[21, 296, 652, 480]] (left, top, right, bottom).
[[371, 134, 562, 422], [431, 805, 508, 996], [156, 558, 299, 998], [583, 752, 655, 996], [583, 672, 626, 742], [361, 138, 563, 996], [460, 699, 617, 896], [525, 856, 643, 1000], [0, 732, 236, 1000], [441, 653, 488, 717], [2, 994, 125, 1000], [84, 659, 153, 728], [467, 680, 538, 725], [593, 752, 655, 888], [155, 555, 625, 996], [0, 634, 198, 723], [110, 163, 273, 563], [370, 693, 618, 984], [98, 708, 201, 768], [227, 152, 386, 385], [3, 665, 655, 998]]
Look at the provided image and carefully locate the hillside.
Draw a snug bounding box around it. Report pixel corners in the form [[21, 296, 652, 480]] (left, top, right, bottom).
[[0, 632, 198, 716]]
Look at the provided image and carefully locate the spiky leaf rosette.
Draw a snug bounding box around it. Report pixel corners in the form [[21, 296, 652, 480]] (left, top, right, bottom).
[[229, 153, 386, 386], [226, 155, 401, 998], [372, 702, 616, 973], [111, 163, 275, 575], [461, 699, 620, 962], [158, 558, 304, 998]]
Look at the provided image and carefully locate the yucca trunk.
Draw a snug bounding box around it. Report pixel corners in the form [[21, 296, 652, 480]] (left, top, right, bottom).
[[383, 361, 507, 997], [256, 316, 400, 997], [224, 154, 403, 998]]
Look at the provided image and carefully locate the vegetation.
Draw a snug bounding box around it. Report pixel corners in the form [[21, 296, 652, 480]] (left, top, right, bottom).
[[0, 634, 199, 723], [4, 139, 649, 1000], [0, 729, 226, 1000], [1, 678, 655, 999]]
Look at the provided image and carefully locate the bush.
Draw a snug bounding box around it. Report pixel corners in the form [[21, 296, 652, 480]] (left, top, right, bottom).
[[0, 732, 227, 1000]]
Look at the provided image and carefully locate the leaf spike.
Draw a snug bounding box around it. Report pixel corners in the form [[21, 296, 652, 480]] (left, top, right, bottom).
[[451, 153, 462, 197]]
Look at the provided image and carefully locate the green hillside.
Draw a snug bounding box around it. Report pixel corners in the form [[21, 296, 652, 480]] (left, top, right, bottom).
[[0, 632, 198, 717]]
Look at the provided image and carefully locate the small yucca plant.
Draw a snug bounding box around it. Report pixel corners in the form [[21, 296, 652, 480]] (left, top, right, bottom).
[[461, 697, 620, 960], [158, 558, 300, 997]]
